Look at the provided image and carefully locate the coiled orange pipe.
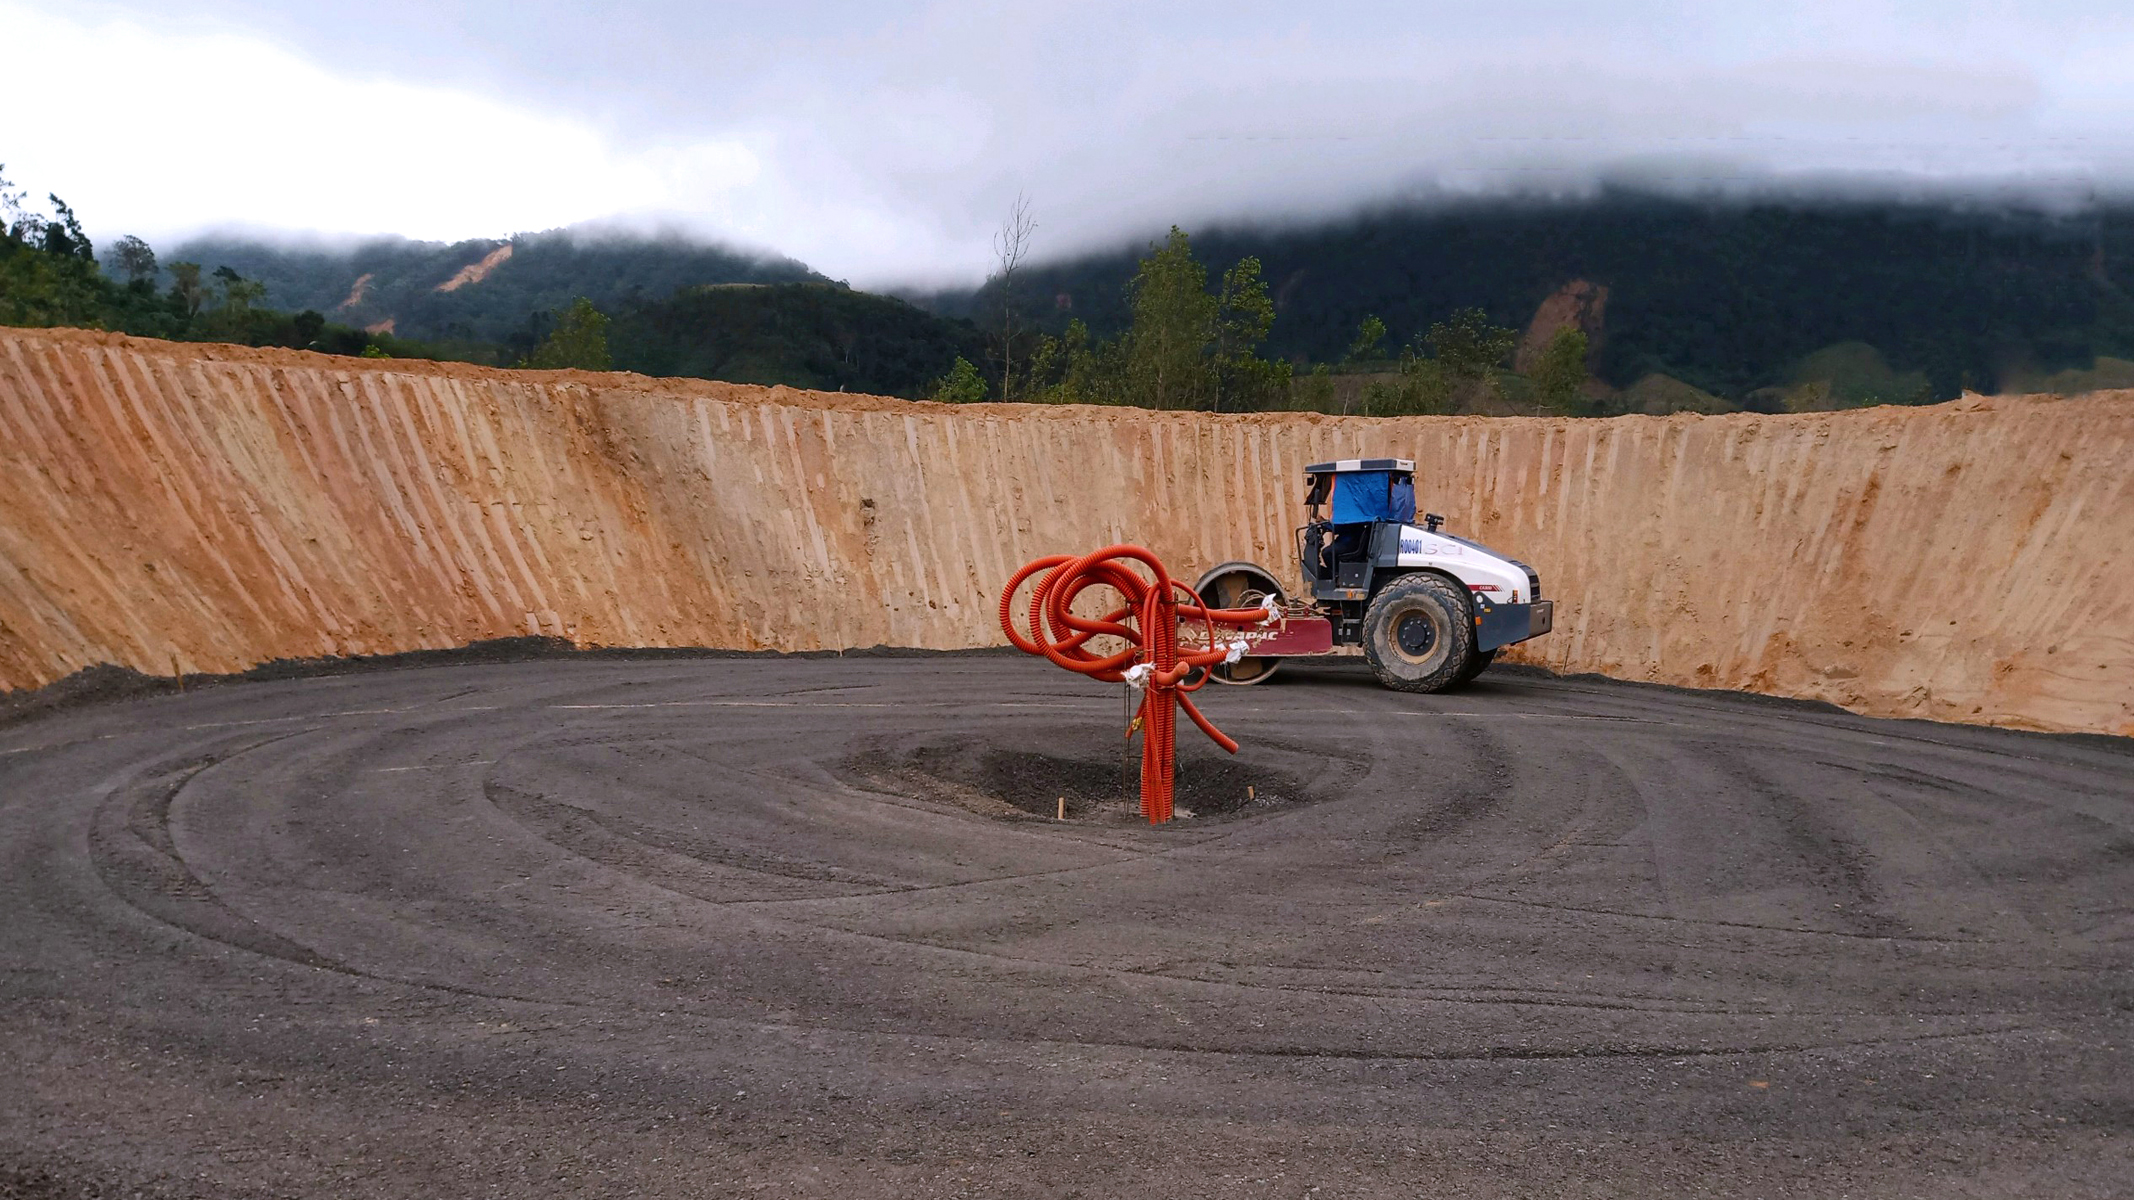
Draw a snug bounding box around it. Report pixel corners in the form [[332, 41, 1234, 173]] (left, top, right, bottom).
[[999, 545, 1270, 823]]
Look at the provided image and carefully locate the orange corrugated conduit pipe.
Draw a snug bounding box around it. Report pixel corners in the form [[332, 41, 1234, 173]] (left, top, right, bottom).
[[999, 545, 1269, 823]]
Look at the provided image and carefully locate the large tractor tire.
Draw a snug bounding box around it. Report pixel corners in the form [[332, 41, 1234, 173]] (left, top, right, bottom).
[[1362, 573, 1476, 693], [1192, 561, 1285, 685], [1455, 648, 1497, 686]]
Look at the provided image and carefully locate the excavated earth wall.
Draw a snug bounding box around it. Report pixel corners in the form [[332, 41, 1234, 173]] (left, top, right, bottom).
[[0, 327, 2129, 734]]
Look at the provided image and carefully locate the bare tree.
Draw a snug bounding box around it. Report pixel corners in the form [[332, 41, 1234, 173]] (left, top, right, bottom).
[[991, 193, 1037, 400], [108, 235, 158, 284]]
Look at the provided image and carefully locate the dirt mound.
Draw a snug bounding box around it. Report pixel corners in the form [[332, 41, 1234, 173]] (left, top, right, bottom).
[[0, 326, 2129, 735]]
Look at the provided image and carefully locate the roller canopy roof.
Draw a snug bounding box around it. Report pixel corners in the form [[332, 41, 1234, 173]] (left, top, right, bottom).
[[1328, 470, 1417, 525], [1305, 458, 1415, 474]]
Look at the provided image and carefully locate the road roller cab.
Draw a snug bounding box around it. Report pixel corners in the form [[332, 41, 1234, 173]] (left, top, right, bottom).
[[1301, 458, 1417, 598], [1194, 457, 1554, 692]]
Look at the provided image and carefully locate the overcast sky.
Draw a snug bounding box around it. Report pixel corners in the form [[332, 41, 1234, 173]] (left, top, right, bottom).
[[8, 1, 2133, 285]]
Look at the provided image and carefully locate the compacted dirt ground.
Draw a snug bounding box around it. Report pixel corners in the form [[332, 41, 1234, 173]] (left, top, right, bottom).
[[1, 655, 2128, 1198]]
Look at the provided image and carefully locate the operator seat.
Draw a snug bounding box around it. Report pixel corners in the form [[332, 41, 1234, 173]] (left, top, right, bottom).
[[1321, 525, 1366, 579]]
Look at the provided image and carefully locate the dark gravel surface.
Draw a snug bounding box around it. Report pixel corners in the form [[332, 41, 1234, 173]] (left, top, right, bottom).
[[1, 656, 2128, 1198]]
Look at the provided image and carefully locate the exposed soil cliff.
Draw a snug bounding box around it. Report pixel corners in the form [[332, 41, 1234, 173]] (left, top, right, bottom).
[[1, 327, 2128, 734], [1514, 279, 1607, 373]]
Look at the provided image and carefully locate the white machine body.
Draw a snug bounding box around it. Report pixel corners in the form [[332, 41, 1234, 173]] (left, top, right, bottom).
[[1394, 528, 1535, 603]]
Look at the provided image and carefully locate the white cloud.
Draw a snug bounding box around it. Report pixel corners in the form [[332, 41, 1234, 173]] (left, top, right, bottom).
[[1, 2, 764, 245], [13, 1, 2134, 286]]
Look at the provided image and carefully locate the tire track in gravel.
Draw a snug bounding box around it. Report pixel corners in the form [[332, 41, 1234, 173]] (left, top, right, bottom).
[[2, 654, 2128, 1199]]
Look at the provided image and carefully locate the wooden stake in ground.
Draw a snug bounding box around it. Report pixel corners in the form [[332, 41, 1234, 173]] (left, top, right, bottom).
[[1123, 681, 1132, 801], [1057, 797, 1066, 821]]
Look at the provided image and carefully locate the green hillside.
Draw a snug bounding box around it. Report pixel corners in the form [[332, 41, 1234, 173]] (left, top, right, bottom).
[[4, 173, 977, 395], [168, 226, 824, 345], [18, 159, 2134, 411], [924, 193, 2134, 403], [610, 284, 984, 398]]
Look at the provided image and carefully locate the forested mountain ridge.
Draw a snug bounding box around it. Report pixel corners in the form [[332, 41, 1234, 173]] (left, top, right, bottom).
[[170, 226, 825, 348], [611, 283, 984, 397], [4, 166, 980, 397], [921, 193, 2134, 402], [14, 161, 2134, 411]]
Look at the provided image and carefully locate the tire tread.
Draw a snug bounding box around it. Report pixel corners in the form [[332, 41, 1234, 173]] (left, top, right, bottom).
[[1361, 573, 1476, 693]]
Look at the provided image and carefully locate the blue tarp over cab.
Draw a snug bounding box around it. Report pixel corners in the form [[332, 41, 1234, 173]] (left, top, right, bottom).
[[1329, 471, 1416, 525]]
